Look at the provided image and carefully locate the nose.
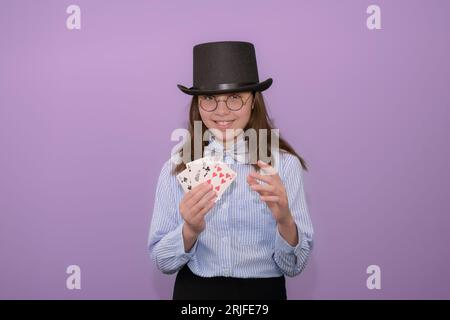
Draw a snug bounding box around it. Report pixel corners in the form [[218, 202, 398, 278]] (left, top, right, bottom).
[[214, 99, 230, 115]]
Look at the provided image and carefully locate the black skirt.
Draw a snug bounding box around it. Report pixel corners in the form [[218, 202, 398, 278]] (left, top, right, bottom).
[[173, 264, 287, 300]]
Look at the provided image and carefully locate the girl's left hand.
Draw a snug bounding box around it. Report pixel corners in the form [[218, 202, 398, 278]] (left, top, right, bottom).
[[247, 160, 293, 225]]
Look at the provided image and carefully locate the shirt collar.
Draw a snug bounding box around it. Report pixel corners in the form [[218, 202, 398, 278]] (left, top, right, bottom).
[[205, 132, 249, 164]]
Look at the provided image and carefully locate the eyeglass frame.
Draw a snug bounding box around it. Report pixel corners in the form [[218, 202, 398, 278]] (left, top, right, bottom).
[[198, 92, 255, 112]]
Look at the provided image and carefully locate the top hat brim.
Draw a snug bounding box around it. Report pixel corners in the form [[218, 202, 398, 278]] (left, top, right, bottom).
[[177, 78, 273, 96]]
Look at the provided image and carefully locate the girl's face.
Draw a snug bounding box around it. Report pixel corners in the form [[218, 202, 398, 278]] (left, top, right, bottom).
[[198, 91, 254, 141]]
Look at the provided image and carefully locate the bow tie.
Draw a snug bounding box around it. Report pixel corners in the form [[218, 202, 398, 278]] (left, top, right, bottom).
[[204, 134, 249, 164]]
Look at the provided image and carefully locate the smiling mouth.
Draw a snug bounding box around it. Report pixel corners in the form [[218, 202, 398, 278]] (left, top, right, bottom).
[[213, 120, 235, 128]]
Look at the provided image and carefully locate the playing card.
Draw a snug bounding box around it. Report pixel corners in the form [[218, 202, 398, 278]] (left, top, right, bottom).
[[176, 169, 193, 193], [206, 162, 236, 201], [176, 156, 237, 201], [186, 157, 216, 188]]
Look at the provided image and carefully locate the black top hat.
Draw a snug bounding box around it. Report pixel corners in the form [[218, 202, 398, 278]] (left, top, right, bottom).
[[177, 41, 272, 95]]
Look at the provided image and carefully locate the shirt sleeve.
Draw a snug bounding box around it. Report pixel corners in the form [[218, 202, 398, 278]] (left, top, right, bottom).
[[272, 153, 314, 277], [147, 160, 198, 274]]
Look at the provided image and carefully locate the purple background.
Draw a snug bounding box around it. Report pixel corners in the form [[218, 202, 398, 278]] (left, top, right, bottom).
[[1, 0, 449, 299]]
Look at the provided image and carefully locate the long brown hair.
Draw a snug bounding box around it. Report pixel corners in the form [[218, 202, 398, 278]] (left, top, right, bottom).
[[172, 91, 308, 175]]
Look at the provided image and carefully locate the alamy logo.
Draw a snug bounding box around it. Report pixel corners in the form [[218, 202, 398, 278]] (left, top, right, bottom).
[[367, 5, 381, 30], [170, 124, 281, 170], [366, 265, 381, 290], [66, 265, 81, 290], [66, 5, 81, 30]]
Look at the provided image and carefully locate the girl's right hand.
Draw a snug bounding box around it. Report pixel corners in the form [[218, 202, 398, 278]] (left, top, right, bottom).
[[179, 181, 217, 235]]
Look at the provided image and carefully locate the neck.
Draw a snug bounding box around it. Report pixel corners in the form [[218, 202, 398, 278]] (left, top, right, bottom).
[[213, 132, 245, 150]]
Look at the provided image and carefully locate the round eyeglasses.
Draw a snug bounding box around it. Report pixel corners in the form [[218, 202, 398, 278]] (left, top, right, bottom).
[[198, 93, 254, 112]]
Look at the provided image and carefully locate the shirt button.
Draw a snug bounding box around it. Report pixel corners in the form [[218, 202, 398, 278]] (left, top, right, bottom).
[[222, 202, 228, 209]]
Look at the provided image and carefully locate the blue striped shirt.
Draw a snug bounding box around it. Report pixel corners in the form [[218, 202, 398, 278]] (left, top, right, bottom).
[[148, 138, 314, 278]]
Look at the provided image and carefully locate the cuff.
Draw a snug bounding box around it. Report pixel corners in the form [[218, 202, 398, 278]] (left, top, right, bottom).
[[275, 222, 308, 256], [168, 223, 199, 259]]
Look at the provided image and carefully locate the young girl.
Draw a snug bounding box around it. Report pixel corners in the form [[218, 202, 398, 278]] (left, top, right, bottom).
[[148, 41, 314, 300]]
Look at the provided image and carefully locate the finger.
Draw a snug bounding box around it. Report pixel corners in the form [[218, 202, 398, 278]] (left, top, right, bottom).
[[249, 171, 274, 184], [186, 182, 213, 207], [192, 181, 212, 193], [252, 188, 269, 197], [250, 183, 277, 194], [192, 198, 216, 225], [185, 181, 208, 200], [247, 174, 258, 186], [257, 160, 278, 175], [260, 195, 280, 203], [192, 190, 217, 214], [197, 199, 216, 218], [257, 160, 282, 183]]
